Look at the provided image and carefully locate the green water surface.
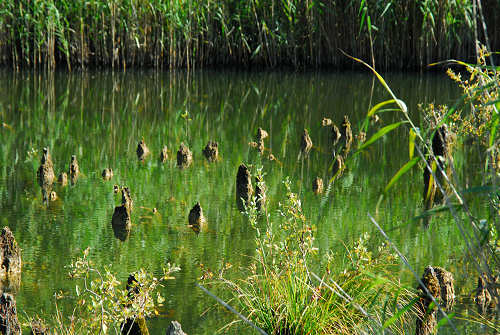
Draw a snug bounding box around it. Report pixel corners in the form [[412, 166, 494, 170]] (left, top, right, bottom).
[[0, 70, 489, 334]]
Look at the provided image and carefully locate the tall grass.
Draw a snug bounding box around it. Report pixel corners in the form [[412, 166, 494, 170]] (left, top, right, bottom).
[[0, 0, 498, 70]]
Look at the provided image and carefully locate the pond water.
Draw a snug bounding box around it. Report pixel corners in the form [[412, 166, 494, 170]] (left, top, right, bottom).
[[0, 69, 490, 334]]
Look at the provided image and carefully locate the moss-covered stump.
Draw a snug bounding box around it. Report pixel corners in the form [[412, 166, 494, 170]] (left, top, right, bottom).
[[188, 202, 206, 227], [102, 168, 114, 181], [177, 143, 193, 169], [166, 321, 186, 335], [57, 172, 68, 187], [312, 177, 323, 195], [415, 266, 441, 335], [69, 155, 80, 185], [0, 293, 21, 335], [136, 139, 150, 162], [236, 164, 253, 211], [202, 141, 219, 162], [300, 129, 313, 155], [0, 227, 21, 280], [159, 146, 168, 163], [121, 317, 149, 335]]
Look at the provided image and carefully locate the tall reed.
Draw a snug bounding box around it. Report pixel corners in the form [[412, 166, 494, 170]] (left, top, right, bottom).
[[0, 0, 498, 70]]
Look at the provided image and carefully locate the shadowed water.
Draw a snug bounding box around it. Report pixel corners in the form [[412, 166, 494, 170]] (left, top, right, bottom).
[[0, 69, 490, 334]]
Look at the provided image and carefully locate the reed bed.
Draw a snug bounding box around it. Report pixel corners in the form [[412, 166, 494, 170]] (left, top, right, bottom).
[[0, 0, 498, 70]]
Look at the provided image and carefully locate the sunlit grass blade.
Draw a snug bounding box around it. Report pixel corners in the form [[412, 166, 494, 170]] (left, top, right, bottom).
[[357, 121, 406, 153], [382, 296, 419, 329], [384, 156, 420, 193], [409, 128, 417, 159]]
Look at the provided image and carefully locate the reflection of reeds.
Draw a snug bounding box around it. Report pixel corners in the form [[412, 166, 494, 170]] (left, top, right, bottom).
[[0, 1, 497, 69]]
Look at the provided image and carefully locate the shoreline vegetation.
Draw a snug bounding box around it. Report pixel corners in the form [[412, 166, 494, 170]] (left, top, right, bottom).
[[0, 0, 499, 70]]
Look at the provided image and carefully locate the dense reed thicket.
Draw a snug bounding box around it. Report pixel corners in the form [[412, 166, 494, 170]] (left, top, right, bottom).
[[0, 0, 499, 70]]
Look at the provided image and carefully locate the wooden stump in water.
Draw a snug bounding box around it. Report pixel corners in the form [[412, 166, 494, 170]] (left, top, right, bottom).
[[236, 164, 253, 211], [166, 321, 187, 335], [475, 273, 499, 313], [433, 266, 455, 311], [300, 129, 313, 155], [312, 177, 323, 195], [69, 155, 79, 185], [0, 293, 21, 335], [0, 227, 22, 280], [37, 148, 55, 202], [331, 155, 344, 180], [331, 123, 341, 146], [321, 118, 332, 126], [112, 187, 133, 240], [58, 172, 68, 186], [202, 141, 219, 162], [136, 139, 150, 162], [102, 168, 114, 181], [341, 115, 353, 155], [159, 146, 168, 163], [177, 143, 193, 169], [188, 202, 206, 227], [415, 266, 441, 335]]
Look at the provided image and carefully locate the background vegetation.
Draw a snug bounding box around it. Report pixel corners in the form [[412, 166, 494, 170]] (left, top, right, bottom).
[[0, 0, 499, 70]]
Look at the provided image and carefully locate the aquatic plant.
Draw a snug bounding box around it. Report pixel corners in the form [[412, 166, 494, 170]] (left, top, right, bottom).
[[211, 175, 415, 334]]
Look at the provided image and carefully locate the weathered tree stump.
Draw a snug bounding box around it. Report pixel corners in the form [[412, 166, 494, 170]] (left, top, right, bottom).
[[166, 321, 186, 335], [177, 143, 193, 169], [433, 266, 455, 311], [331, 155, 344, 180], [69, 155, 79, 185], [236, 164, 253, 211], [0, 293, 21, 335], [475, 273, 499, 313], [112, 187, 133, 239], [188, 202, 206, 227], [49, 191, 57, 202], [321, 118, 332, 126], [159, 146, 168, 163], [312, 177, 323, 195], [102, 168, 114, 181], [331, 124, 341, 146], [121, 187, 133, 211], [57, 172, 68, 187], [341, 115, 353, 155], [202, 141, 219, 162], [37, 148, 55, 203], [300, 129, 313, 155], [415, 266, 440, 335], [0, 227, 21, 280], [137, 139, 150, 162]]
